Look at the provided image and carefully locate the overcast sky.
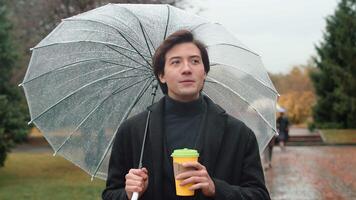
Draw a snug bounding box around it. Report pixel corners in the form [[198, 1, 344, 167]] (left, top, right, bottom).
[[189, 0, 339, 73]]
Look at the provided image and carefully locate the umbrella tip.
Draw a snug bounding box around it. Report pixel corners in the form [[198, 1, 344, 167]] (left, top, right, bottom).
[[18, 83, 23, 87], [91, 175, 94, 181], [53, 152, 57, 156], [27, 121, 32, 125]]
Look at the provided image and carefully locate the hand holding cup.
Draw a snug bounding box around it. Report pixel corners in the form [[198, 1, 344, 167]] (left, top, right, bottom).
[[175, 162, 215, 197]]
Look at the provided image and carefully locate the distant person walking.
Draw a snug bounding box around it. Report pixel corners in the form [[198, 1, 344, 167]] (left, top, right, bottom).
[[277, 111, 289, 151]]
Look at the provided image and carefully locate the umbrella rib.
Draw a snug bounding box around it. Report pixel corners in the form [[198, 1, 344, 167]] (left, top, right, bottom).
[[139, 22, 153, 58], [112, 75, 153, 95], [101, 60, 151, 73], [113, 30, 153, 69], [91, 77, 155, 180], [28, 68, 138, 124], [105, 73, 153, 81], [63, 18, 153, 68], [187, 22, 258, 56], [189, 22, 211, 32], [32, 41, 150, 58], [105, 44, 151, 71], [74, 10, 150, 51], [20, 58, 150, 86], [210, 63, 278, 95], [63, 18, 148, 52], [53, 76, 153, 156], [206, 77, 277, 132], [163, 5, 171, 40], [116, 5, 156, 57], [140, 23, 155, 53], [81, 10, 155, 58], [207, 43, 259, 57]]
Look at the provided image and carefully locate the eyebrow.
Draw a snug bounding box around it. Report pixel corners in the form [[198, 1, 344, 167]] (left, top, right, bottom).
[[168, 55, 201, 61]]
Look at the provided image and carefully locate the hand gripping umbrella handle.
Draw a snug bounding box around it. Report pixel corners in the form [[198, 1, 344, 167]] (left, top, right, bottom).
[[131, 83, 157, 200], [131, 192, 139, 200]]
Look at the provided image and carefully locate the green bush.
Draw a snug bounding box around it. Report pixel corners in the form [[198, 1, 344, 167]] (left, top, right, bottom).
[[0, 96, 14, 166], [316, 122, 344, 129], [307, 122, 316, 132], [0, 3, 29, 166]]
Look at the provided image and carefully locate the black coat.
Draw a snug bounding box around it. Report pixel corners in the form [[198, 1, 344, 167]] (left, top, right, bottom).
[[102, 96, 270, 200]]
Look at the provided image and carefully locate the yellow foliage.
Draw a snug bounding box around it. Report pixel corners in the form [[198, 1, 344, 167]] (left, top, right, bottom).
[[271, 65, 317, 124], [278, 91, 316, 124]]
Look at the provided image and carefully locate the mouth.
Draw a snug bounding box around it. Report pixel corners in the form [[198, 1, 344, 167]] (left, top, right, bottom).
[[179, 80, 195, 83]]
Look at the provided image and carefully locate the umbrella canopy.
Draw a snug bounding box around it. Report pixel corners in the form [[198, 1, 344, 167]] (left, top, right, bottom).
[[276, 104, 286, 113], [20, 4, 278, 180]]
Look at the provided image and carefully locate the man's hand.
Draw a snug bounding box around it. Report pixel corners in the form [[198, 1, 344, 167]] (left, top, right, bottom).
[[175, 162, 215, 197], [125, 168, 149, 199]]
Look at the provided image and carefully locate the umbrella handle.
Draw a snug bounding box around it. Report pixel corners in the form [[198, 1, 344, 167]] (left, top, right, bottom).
[[131, 83, 157, 200], [131, 192, 139, 200]]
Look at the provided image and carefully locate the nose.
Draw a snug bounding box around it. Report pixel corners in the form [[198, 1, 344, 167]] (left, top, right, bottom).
[[181, 61, 192, 74]]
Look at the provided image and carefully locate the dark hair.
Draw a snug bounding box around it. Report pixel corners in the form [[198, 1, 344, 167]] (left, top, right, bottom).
[[152, 30, 210, 94]]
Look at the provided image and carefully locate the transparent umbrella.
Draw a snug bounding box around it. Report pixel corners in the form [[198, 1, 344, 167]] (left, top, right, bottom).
[[20, 3, 278, 181]]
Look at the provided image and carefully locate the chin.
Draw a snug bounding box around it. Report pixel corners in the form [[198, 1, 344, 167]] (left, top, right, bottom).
[[179, 90, 200, 99]]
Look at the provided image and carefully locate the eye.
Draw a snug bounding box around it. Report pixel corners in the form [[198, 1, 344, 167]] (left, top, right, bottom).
[[191, 58, 201, 64], [171, 60, 180, 65]]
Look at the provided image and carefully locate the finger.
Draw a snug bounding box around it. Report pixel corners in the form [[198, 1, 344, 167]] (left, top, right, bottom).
[[128, 169, 148, 180], [137, 171, 148, 181], [130, 168, 148, 176], [180, 176, 206, 186], [182, 162, 205, 170], [125, 185, 144, 193], [140, 168, 149, 180], [126, 173, 145, 181], [126, 179, 145, 188], [141, 167, 148, 174], [176, 169, 207, 180], [189, 182, 209, 191]]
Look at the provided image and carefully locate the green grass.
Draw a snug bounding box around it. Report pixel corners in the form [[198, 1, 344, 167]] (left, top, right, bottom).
[[0, 152, 105, 200], [320, 129, 356, 144]]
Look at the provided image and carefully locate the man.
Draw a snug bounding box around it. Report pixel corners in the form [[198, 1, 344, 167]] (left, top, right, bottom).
[[102, 30, 270, 200], [276, 111, 289, 151]]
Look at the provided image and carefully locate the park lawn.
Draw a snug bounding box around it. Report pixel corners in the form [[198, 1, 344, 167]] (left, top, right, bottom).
[[0, 152, 105, 200], [320, 129, 356, 144]]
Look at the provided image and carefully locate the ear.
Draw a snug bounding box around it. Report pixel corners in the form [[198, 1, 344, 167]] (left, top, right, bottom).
[[159, 73, 166, 83]]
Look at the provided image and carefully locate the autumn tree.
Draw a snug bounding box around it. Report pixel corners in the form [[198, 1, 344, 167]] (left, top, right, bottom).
[[311, 0, 356, 128], [270, 66, 316, 124]]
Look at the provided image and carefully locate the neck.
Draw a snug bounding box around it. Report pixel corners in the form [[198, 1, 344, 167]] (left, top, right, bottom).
[[167, 93, 200, 103], [165, 95, 204, 116]]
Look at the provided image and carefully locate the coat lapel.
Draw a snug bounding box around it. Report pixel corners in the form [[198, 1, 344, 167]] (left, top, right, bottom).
[[147, 98, 165, 200], [196, 97, 227, 174]]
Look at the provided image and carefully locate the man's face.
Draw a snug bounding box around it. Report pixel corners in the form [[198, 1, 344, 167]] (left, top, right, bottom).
[[159, 42, 207, 102]]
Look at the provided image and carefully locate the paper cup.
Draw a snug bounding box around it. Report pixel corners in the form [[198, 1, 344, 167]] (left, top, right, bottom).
[[171, 148, 199, 196]]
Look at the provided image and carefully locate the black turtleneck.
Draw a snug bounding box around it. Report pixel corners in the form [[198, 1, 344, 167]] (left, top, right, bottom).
[[162, 95, 207, 200], [164, 95, 206, 156]]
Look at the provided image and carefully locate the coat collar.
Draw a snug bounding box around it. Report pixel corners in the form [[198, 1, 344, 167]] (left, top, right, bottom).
[[196, 96, 226, 173], [147, 97, 165, 200], [147, 96, 227, 198]]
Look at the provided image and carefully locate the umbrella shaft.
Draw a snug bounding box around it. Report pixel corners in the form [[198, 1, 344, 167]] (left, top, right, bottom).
[[138, 83, 158, 168]]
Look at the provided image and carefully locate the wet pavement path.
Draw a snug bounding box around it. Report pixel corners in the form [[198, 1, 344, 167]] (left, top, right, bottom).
[[265, 146, 356, 200], [14, 137, 356, 199]]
